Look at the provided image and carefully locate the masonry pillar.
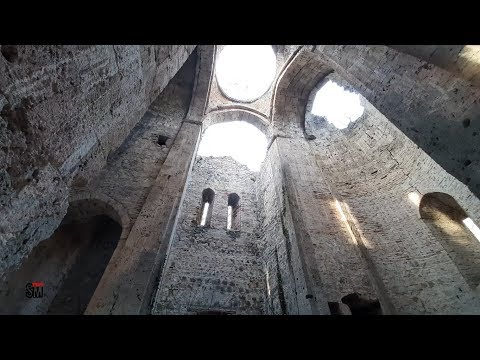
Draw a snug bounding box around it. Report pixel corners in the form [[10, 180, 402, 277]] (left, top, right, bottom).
[[85, 121, 201, 314]]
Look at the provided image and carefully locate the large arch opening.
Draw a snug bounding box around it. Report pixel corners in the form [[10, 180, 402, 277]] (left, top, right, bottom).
[[0, 199, 122, 314], [420, 192, 480, 289], [197, 119, 268, 172]]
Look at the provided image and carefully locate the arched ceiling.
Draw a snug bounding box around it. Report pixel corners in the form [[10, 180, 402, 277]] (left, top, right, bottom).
[[192, 45, 480, 199]]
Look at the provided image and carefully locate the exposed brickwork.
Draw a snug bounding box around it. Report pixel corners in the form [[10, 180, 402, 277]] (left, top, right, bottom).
[[85, 121, 201, 314], [390, 45, 480, 88], [299, 73, 480, 313], [81, 50, 197, 224], [2, 44, 480, 315], [0, 45, 196, 276], [257, 141, 321, 314], [186, 46, 214, 122], [314, 45, 480, 200], [153, 156, 265, 315]]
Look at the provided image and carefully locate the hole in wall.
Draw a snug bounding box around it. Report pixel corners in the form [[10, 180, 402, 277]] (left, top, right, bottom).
[[199, 188, 215, 227], [311, 80, 364, 129], [157, 135, 169, 146]]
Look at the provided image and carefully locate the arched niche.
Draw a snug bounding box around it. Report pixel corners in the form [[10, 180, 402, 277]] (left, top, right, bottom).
[[420, 192, 480, 290]]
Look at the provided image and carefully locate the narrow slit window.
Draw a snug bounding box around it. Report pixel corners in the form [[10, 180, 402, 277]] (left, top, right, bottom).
[[198, 188, 215, 227], [227, 193, 240, 231], [200, 202, 209, 226]]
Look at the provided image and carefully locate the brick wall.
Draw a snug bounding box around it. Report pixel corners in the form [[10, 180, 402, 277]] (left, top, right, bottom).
[[153, 156, 265, 314]]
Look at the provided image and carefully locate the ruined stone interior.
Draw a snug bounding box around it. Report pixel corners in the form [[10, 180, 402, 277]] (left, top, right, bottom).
[[1, 45, 480, 315]]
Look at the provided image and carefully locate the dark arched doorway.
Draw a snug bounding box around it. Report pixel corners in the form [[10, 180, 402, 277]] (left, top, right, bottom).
[[0, 199, 122, 314]]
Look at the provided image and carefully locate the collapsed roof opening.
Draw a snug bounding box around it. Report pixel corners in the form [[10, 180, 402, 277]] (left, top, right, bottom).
[[215, 45, 277, 103], [311, 80, 364, 129]]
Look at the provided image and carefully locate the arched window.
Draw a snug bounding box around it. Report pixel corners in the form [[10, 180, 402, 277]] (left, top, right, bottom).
[[419, 192, 480, 289], [227, 193, 240, 231], [199, 188, 215, 227]]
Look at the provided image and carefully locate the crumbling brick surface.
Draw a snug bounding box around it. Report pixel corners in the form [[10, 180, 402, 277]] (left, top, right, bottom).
[[153, 156, 265, 315], [0, 45, 195, 276]]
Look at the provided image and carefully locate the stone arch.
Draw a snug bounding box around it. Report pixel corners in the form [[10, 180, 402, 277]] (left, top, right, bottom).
[[198, 188, 215, 227], [0, 194, 126, 314], [271, 48, 334, 135], [205, 45, 301, 120], [227, 192, 241, 231], [419, 192, 480, 290], [68, 190, 130, 242], [202, 108, 271, 140]]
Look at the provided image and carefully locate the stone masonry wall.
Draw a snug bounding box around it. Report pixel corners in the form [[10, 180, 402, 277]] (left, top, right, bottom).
[[389, 45, 480, 88], [300, 76, 480, 314], [0, 45, 196, 276], [276, 137, 379, 312], [153, 156, 265, 314], [314, 45, 480, 200], [257, 141, 316, 314], [79, 50, 197, 225]]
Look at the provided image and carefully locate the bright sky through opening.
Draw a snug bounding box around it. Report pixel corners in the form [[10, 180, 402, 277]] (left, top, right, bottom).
[[227, 206, 233, 230], [312, 80, 364, 129], [197, 121, 268, 172], [200, 202, 209, 226], [216, 45, 277, 102]]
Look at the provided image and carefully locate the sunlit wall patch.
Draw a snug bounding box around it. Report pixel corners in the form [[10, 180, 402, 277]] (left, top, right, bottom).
[[215, 45, 277, 103]]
